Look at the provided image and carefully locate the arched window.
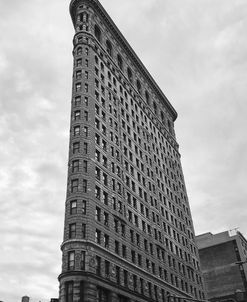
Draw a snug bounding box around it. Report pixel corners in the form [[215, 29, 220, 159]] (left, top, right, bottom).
[[94, 25, 101, 42], [117, 54, 123, 70], [145, 91, 150, 104], [136, 80, 142, 94], [127, 67, 133, 82], [106, 40, 112, 57]]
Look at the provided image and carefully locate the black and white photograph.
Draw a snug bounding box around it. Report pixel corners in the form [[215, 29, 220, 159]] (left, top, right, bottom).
[[0, 0, 247, 302]]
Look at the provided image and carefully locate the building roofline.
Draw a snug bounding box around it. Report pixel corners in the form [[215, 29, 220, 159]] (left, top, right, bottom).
[[70, 0, 178, 121]]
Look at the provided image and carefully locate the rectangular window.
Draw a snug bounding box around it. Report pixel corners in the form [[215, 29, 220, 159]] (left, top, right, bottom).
[[140, 278, 144, 294], [71, 179, 79, 193], [85, 83, 88, 93], [116, 266, 120, 284], [83, 142, 88, 154], [104, 212, 109, 226], [82, 223, 86, 239], [95, 150, 100, 162], [95, 167, 101, 180], [65, 282, 74, 302], [81, 251, 86, 270], [76, 70, 82, 79], [76, 59, 82, 67], [102, 191, 108, 205], [82, 179, 87, 193], [95, 207, 101, 221], [84, 111, 88, 121], [70, 200, 77, 215], [82, 200, 86, 214], [124, 270, 128, 287], [122, 245, 127, 258], [75, 96, 81, 106], [76, 83, 81, 92], [74, 126, 80, 136], [115, 240, 119, 254], [102, 140, 107, 151], [69, 223, 76, 239], [121, 224, 125, 237], [103, 173, 108, 186], [83, 160, 88, 173], [72, 160, 79, 173], [84, 96, 88, 106], [105, 260, 110, 277], [95, 133, 100, 145], [102, 156, 107, 167], [72, 142, 80, 154], [68, 251, 75, 270], [133, 275, 137, 291], [148, 282, 152, 297], [84, 126, 88, 137], [95, 186, 101, 200], [96, 256, 101, 275], [95, 229, 101, 244], [104, 234, 109, 249], [131, 250, 136, 263]]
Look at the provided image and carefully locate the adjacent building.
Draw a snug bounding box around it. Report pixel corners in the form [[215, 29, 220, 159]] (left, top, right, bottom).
[[196, 230, 247, 301], [21, 296, 30, 302], [58, 0, 205, 301]]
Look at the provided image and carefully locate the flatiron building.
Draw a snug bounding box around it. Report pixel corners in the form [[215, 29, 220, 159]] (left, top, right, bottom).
[[58, 0, 205, 301]]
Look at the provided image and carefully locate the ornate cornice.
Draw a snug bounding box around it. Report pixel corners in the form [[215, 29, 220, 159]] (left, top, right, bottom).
[[70, 0, 178, 121]]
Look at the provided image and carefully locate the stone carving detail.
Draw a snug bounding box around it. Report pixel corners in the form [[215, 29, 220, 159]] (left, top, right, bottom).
[[89, 255, 96, 268]]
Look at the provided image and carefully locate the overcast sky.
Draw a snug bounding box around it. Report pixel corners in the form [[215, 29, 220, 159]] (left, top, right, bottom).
[[0, 0, 247, 301]]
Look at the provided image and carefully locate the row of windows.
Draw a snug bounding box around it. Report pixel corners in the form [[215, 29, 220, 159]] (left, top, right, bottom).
[[68, 160, 197, 268], [92, 57, 178, 172], [66, 250, 204, 299], [94, 54, 176, 150], [93, 143, 196, 257], [94, 198, 200, 272], [93, 78, 182, 197], [74, 18, 175, 133], [93, 27, 173, 126], [69, 7, 201, 292], [69, 52, 195, 252], [70, 126, 195, 255]]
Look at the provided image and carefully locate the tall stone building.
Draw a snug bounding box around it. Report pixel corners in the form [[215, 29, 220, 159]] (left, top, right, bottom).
[[58, 0, 205, 301]]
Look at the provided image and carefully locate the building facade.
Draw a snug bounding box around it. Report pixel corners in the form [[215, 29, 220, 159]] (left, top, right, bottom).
[[58, 0, 205, 301], [196, 230, 247, 301]]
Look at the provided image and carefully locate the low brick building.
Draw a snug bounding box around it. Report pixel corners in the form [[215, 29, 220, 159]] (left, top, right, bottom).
[[196, 230, 247, 301]]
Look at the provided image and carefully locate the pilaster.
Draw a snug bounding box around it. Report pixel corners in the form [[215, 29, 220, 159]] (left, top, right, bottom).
[[84, 281, 97, 302]]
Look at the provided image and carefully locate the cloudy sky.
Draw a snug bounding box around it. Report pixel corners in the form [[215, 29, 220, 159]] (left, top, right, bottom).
[[0, 0, 247, 301]]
